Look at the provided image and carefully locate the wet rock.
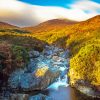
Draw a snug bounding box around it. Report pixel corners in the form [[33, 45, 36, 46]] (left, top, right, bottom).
[[8, 69, 25, 88], [10, 93, 29, 100], [8, 67, 60, 91], [29, 50, 40, 58], [27, 59, 37, 72], [74, 80, 100, 98], [7, 45, 69, 96], [29, 94, 53, 100]]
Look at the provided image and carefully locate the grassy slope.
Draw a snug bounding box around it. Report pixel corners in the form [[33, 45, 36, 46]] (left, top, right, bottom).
[[0, 24, 47, 75]]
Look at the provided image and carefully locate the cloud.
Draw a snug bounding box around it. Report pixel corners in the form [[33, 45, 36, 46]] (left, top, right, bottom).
[[0, 0, 99, 27], [70, 0, 100, 13]]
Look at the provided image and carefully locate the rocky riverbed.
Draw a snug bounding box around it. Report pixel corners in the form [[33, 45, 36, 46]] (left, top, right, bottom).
[[0, 45, 100, 100], [0, 45, 70, 100]]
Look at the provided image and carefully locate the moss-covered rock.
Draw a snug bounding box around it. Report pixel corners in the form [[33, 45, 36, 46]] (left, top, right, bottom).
[[12, 45, 29, 68]]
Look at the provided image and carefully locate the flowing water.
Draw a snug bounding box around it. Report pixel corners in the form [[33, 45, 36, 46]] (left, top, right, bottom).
[[0, 45, 99, 100]]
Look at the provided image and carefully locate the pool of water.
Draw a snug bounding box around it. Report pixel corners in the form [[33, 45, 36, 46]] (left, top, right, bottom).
[[46, 86, 99, 100]]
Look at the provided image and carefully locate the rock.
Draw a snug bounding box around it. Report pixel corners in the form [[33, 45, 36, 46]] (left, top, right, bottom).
[[7, 45, 69, 96], [29, 94, 53, 100], [27, 59, 37, 72], [8, 69, 25, 88], [74, 80, 100, 98], [8, 67, 60, 91], [29, 50, 40, 58], [10, 93, 29, 100]]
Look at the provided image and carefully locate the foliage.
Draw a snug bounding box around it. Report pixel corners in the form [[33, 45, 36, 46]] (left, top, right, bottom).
[[12, 45, 29, 68], [69, 43, 100, 86]]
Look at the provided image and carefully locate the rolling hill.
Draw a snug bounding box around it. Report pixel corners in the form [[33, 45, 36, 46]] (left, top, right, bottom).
[[23, 19, 77, 33]]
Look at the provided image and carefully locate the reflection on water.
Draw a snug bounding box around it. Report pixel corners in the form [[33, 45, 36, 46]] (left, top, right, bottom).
[[45, 86, 100, 100], [0, 86, 99, 100]]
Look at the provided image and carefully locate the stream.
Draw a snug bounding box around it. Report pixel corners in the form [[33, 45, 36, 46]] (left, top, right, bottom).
[[0, 45, 99, 100]]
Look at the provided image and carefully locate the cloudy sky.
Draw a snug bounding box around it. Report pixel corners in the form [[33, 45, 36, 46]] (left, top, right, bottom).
[[0, 0, 100, 27]]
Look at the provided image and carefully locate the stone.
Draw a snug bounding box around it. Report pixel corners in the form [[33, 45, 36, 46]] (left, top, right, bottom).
[[8, 67, 60, 91], [10, 93, 29, 100], [29, 94, 53, 100], [29, 50, 40, 58]]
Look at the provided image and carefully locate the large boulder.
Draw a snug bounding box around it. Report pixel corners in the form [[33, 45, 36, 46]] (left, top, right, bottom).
[[8, 66, 60, 91]]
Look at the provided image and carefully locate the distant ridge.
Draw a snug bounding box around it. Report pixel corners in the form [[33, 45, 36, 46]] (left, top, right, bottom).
[[23, 19, 77, 33], [0, 22, 18, 28]]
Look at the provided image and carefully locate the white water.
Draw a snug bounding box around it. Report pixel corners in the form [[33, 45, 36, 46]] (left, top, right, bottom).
[[48, 75, 69, 90]]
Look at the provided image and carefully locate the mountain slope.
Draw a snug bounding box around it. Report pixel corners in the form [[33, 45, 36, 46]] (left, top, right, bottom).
[[0, 22, 18, 29], [23, 19, 77, 33]]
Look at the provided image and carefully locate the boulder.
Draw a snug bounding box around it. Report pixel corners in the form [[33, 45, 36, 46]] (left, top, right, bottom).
[[8, 67, 60, 91]]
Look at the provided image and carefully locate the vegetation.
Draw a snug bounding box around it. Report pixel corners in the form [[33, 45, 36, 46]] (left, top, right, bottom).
[[12, 45, 29, 68], [0, 15, 100, 87], [69, 43, 100, 86]]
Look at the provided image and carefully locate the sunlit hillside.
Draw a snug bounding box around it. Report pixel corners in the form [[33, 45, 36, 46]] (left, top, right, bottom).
[[0, 15, 100, 90], [23, 19, 77, 33]]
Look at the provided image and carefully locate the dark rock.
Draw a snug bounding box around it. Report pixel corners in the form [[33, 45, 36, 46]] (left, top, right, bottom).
[[8, 67, 60, 91], [29, 51, 40, 58]]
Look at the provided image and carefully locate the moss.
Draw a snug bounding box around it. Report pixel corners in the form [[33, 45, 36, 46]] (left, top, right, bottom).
[[12, 45, 29, 68]]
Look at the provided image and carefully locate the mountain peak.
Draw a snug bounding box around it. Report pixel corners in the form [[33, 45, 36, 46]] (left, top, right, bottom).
[[38, 19, 77, 26]]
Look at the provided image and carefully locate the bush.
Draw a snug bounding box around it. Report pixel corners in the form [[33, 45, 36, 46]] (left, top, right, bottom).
[[69, 43, 100, 86], [12, 45, 29, 68]]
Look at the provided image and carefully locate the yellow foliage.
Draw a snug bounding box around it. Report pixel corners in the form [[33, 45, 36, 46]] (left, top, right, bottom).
[[69, 43, 100, 86]]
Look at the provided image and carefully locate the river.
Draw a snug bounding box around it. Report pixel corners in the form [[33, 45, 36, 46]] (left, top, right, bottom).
[[0, 45, 99, 100]]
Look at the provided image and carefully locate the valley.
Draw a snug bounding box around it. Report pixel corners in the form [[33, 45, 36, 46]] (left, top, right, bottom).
[[0, 15, 100, 100]]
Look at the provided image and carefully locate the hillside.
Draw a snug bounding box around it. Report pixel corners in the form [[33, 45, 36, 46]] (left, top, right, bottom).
[[0, 22, 17, 29], [23, 19, 77, 33]]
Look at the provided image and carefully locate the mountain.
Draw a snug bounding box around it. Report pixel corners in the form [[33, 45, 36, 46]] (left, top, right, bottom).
[[30, 15, 100, 44], [0, 22, 17, 29], [23, 19, 77, 33]]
